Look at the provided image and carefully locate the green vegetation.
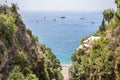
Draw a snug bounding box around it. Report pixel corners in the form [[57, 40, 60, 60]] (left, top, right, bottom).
[[0, 8, 17, 47], [32, 36, 39, 43], [116, 0, 120, 19], [69, 1, 120, 80], [32, 46, 63, 80], [7, 66, 26, 80], [99, 19, 106, 32], [103, 9, 115, 23], [7, 66, 39, 80], [115, 0, 120, 8], [0, 4, 63, 80]]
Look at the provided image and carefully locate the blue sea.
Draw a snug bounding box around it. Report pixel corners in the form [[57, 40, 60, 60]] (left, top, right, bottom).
[[20, 11, 103, 64]]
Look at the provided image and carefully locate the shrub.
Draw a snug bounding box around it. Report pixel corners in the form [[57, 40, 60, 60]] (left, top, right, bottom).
[[116, 9, 120, 19], [11, 50, 28, 67], [26, 73, 39, 80], [27, 29, 32, 37], [32, 36, 39, 43], [7, 66, 25, 80], [7, 66, 39, 80], [0, 13, 17, 47]]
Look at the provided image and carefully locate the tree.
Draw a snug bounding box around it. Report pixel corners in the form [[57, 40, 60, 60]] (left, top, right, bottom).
[[99, 19, 106, 32], [115, 0, 120, 8], [11, 3, 19, 13], [103, 9, 115, 23], [116, 9, 120, 19], [115, 0, 120, 19]]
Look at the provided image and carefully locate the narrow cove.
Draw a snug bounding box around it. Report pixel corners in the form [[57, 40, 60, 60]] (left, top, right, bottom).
[[21, 11, 102, 65]]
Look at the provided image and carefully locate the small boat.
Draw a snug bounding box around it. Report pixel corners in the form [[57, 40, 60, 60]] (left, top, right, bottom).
[[60, 16, 66, 19], [91, 22, 95, 24], [54, 19, 56, 21], [36, 20, 39, 23], [44, 17, 46, 19], [80, 18, 85, 20]]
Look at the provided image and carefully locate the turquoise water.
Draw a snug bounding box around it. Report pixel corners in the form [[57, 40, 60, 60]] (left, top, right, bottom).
[[20, 11, 103, 64]]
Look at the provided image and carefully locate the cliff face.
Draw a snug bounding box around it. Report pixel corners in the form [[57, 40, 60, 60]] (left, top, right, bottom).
[[70, 1, 120, 80], [0, 4, 63, 80]]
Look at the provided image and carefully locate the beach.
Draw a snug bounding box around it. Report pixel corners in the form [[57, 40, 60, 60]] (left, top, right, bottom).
[[61, 64, 71, 80]]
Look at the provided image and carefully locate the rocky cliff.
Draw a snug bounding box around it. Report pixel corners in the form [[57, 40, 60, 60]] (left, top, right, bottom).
[[0, 4, 63, 80], [69, 1, 120, 80]]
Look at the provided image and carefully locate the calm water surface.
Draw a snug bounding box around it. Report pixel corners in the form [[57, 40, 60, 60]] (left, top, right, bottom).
[[20, 11, 103, 64]]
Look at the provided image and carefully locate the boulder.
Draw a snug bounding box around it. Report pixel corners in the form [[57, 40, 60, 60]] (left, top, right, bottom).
[[77, 36, 100, 50]]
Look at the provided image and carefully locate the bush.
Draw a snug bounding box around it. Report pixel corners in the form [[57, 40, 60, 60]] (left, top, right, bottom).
[[26, 73, 39, 80], [43, 48, 63, 80], [7, 66, 25, 80], [32, 36, 39, 42], [11, 50, 28, 67], [72, 49, 85, 62], [27, 29, 32, 37], [0, 13, 17, 47], [7, 66, 39, 80]]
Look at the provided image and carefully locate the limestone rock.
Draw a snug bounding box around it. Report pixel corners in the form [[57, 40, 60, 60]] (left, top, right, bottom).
[[77, 36, 100, 50]]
